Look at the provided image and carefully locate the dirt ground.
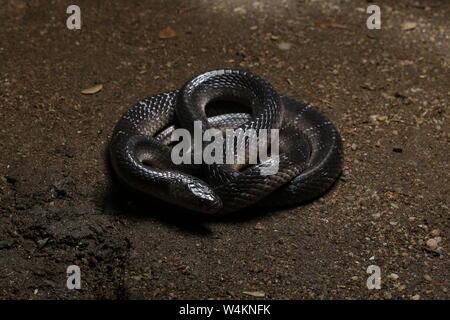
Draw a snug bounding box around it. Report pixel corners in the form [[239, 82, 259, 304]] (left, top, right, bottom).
[[0, 0, 448, 300]]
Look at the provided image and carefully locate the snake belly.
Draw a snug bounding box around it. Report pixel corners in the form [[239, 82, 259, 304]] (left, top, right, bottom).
[[109, 69, 343, 214]]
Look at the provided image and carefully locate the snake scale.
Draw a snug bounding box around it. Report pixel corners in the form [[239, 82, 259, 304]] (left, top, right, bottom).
[[109, 69, 343, 214]]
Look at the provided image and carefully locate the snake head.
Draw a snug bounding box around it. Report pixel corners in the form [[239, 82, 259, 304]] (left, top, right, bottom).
[[172, 179, 223, 214]]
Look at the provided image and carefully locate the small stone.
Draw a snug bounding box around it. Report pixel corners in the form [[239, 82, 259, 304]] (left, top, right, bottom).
[[370, 114, 379, 122], [397, 284, 406, 291], [372, 213, 381, 219], [351, 276, 359, 281], [345, 195, 356, 201], [390, 203, 399, 209], [388, 273, 399, 280], [426, 238, 438, 251], [423, 275, 432, 282], [411, 294, 420, 300], [254, 223, 266, 231], [278, 42, 292, 50], [351, 143, 357, 151], [430, 229, 440, 237], [37, 238, 49, 248]]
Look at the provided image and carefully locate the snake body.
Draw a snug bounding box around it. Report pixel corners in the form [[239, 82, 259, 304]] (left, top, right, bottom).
[[109, 70, 343, 214]]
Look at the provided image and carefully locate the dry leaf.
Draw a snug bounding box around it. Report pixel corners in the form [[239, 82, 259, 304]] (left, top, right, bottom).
[[315, 21, 348, 29], [400, 22, 417, 31], [242, 291, 265, 297], [81, 84, 103, 95], [324, 23, 347, 29], [159, 26, 177, 39]]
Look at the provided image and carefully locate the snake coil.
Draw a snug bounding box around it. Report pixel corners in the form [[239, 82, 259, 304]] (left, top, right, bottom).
[[110, 69, 343, 214]]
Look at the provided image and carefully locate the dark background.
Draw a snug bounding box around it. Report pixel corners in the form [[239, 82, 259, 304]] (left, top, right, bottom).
[[0, 0, 448, 299]]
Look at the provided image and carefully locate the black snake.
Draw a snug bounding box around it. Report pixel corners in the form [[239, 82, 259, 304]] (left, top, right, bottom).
[[109, 69, 343, 214]]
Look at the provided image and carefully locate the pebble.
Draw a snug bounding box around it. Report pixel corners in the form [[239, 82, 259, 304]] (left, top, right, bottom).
[[426, 238, 439, 251], [351, 143, 357, 151], [388, 273, 399, 280], [278, 42, 292, 50], [427, 237, 442, 251], [430, 229, 440, 237], [345, 195, 356, 201], [390, 203, 399, 209], [411, 294, 421, 300], [369, 114, 379, 122], [254, 223, 266, 231], [423, 274, 432, 282], [340, 170, 350, 182]]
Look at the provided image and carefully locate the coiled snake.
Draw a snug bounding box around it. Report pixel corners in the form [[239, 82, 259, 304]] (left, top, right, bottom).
[[109, 69, 343, 214]]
